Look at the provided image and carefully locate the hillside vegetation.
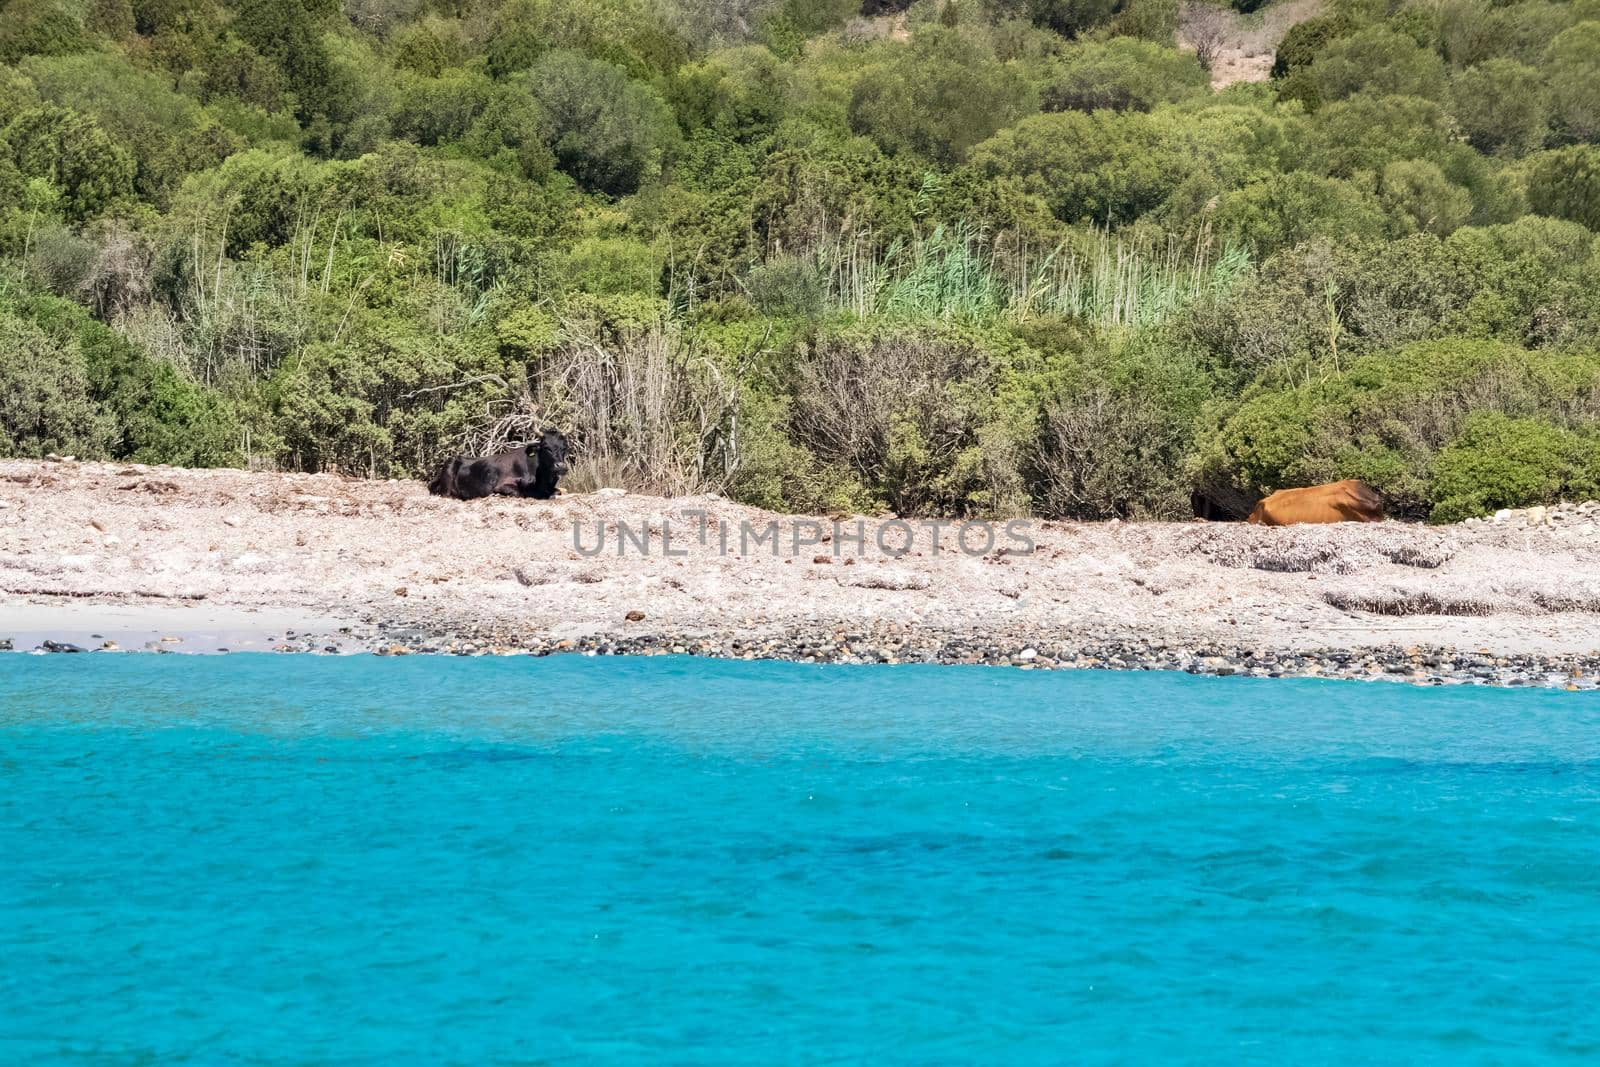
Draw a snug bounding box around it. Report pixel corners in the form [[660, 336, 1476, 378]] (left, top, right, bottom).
[[2, 0, 1599, 521]]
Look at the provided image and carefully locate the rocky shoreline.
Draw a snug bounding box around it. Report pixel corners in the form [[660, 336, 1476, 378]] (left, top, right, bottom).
[[7, 617, 1598, 691]]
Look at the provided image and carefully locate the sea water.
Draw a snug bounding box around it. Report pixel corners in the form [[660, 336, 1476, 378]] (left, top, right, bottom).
[[2, 654, 1598, 1065]]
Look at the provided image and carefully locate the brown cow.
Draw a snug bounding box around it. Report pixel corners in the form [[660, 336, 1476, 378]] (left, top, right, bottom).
[[1246, 479, 1384, 526]]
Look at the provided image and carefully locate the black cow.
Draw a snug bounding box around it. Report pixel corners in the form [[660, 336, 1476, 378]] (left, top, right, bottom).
[[428, 429, 570, 501]]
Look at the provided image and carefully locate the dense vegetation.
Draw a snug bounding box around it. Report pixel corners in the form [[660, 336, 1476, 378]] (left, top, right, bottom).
[[2, 0, 1599, 521]]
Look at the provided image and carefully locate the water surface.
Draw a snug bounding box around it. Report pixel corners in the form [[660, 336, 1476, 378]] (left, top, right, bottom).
[[3, 655, 1598, 1064]]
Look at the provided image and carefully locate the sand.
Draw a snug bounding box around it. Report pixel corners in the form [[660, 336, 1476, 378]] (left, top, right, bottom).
[[1, 458, 1597, 675]]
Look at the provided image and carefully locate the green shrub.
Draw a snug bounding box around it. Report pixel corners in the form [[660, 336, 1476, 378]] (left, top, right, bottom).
[[21, 292, 239, 465], [1, 104, 134, 220], [1032, 332, 1213, 519], [1015, 0, 1119, 38], [483, 0, 689, 80], [0, 307, 117, 459], [1525, 146, 1600, 232], [969, 109, 1177, 225], [1450, 60, 1548, 158], [0, 0, 92, 65], [787, 323, 1036, 516], [1298, 26, 1447, 106], [1193, 339, 1600, 517], [1041, 38, 1208, 113], [461, 87, 555, 179], [1113, 0, 1178, 43], [1379, 159, 1472, 237], [528, 50, 679, 195], [848, 27, 1036, 165], [1429, 413, 1600, 522], [175, 148, 323, 256], [21, 53, 237, 203], [232, 0, 339, 124], [1546, 21, 1600, 144], [745, 255, 825, 317], [391, 71, 493, 147], [1302, 94, 1455, 179], [391, 17, 469, 78], [1214, 173, 1386, 254], [1272, 15, 1349, 79]]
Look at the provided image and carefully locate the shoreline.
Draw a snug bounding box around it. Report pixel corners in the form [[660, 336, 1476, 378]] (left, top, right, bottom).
[[3, 458, 1599, 689], [4, 597, 1597, 691]]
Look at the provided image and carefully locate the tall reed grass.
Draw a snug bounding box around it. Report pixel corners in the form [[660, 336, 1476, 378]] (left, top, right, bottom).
[[812, 222, 1248, 329]]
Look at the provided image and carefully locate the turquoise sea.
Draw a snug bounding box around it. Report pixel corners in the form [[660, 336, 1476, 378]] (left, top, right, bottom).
[[2, 654, 1598, 1064]]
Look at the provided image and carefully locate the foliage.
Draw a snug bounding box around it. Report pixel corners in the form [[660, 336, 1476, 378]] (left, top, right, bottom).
[[0, 304, 117, 458], [1450, 60, 1548, 158], [0, 0, 92, 66], [2, 105, 135, 221], [1429, 413, 1600, 522], [1289, 27, 1447, 109], [1042, 38, 1207, 112], [1379, 160, 1472, 237], [231, 0, 339, 124], [0, 0, 1593, 522], [787, 322, 1034, 515], [1193, 340, 1600, 518], [1545, 21, 1600, 144], [528, 50, 679, 195], [21, 53, 237, 203], [969, 109, 1177, 224], [847, 27, 1036, 164], [1525, 146, 1600, 233]]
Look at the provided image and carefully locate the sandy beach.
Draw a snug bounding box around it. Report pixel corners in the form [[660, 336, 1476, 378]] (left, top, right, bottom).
[[2, 458, 1598, 685]]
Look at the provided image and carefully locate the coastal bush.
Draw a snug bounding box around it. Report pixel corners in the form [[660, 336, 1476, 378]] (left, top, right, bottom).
[[1041, 38, 1208, 113], [0, 0, 91, 65], [1005, 0, 1119, 38], [19, 53, 236, 204], [788, 323, 1035, 516], [1545, 21, 1600, 144], [0, 307, 116, 459], [1301, 94, 1456, 179], [2, 105, 135, 221], [231, 0, 340, 124], [1379, 160, 1472, 237], [968, 110, 1177, 225], [1450, 60, 1548, 158], [847, 27, 1037, 164], [1031, 332, 1212, 519], [1112, 0, 1178, 43], [527, 51, 679, 195], [1525, 146, 1600, 233], [1429, 413, 1600, 522], [18, 291, 239, 465], [1214, 173, 1387, 255], [1427, 412, 1600, 521], [1193, 340, 1600, 518], [1272, 15, 1349, 78], [1295, 27, 1447, 107]]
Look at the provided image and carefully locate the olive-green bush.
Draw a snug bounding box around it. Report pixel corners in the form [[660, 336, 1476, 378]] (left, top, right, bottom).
[[1429, 413, 1600, 522]]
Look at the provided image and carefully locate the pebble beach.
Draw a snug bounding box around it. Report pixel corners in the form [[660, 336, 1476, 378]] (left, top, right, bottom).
[[3, 458, 1598, 689]]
